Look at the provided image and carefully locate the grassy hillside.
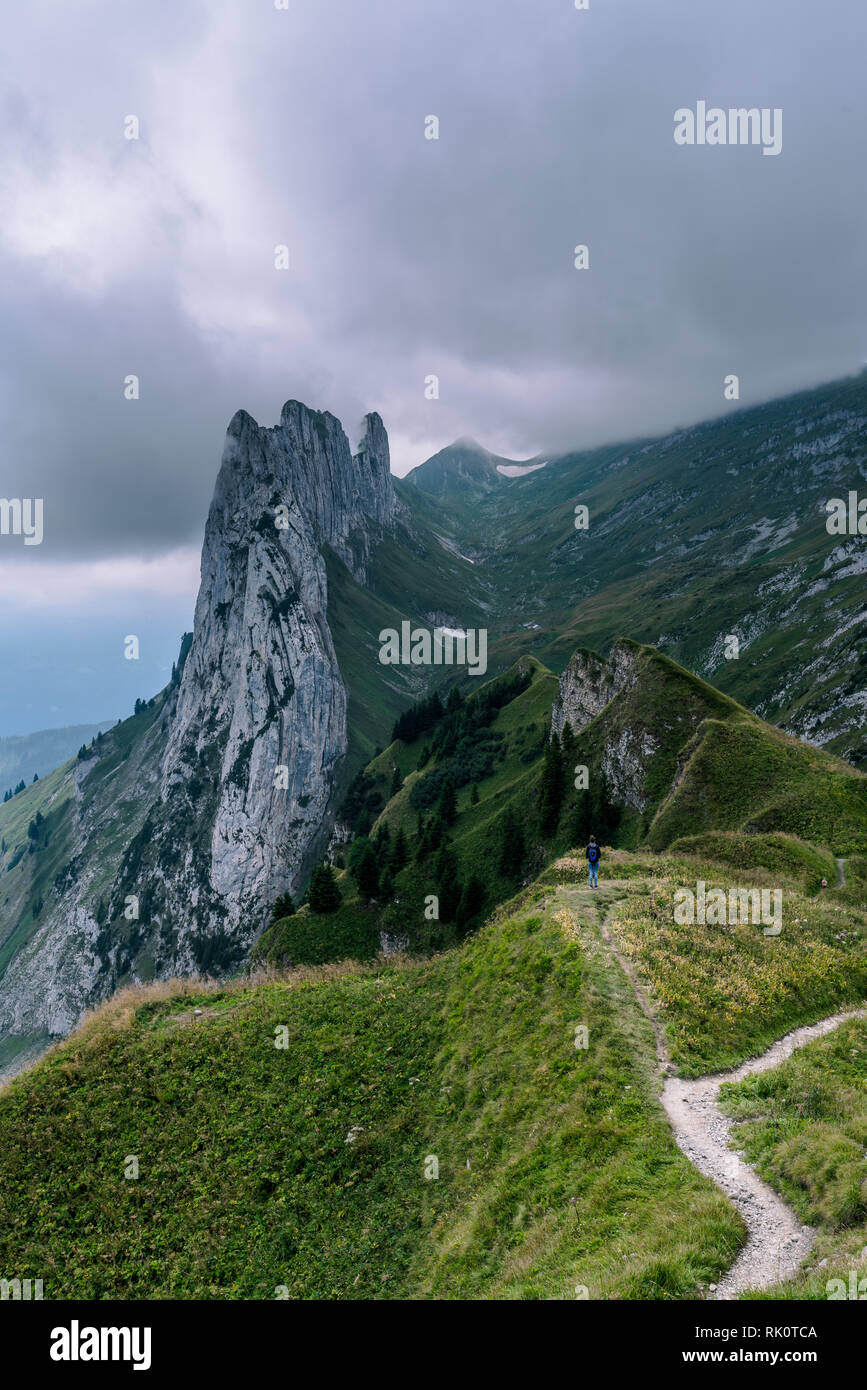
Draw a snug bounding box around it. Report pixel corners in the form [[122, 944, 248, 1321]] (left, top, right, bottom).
[[565, 643, 867, 854], [4, 750, 867, 1297], [257, 642, 867, 975], [601, 847, 867, 1076], [647, 715, 867, 854], [0, 882, 744, 1300]]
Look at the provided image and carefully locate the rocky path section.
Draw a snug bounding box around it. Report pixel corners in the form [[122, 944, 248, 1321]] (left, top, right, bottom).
[[661, 1009, 866, 1299], [558, 876, 865, 1299]]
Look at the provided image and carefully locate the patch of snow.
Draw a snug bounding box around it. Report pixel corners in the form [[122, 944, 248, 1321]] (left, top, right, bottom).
[[496, 461, 548, 477]]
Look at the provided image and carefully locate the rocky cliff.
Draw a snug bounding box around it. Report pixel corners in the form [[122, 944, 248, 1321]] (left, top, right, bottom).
[[551, 639, 732, 815], [0, 400, 403, 1046], [551, 643, 641, 739]]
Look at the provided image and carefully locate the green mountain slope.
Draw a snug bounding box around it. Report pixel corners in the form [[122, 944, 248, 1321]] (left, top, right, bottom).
[[256, 640, 867, 975], [397, 373, 867, 766], [0, 693, 177, 1070], [0, 722, 114, 795], [557, 641, 867, 853]]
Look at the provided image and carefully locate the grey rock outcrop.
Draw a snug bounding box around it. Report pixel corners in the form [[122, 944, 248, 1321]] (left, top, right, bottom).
[[111, 402, 401, 976], [551, 640, 656, 812], [552, 641, 641, 738], [0, 399, 402, 1041]]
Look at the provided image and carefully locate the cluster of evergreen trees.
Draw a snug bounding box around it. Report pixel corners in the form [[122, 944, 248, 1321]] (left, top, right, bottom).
[[3, 778, 29, 802], [26, 810, 49, 851], [409, 689, 509, 812], [307, 865, 342, 914], [269, 864, 344, 920], [536, 724, 621, 848], [273, 677, 621, 954], [295, 810, 486, 937], [345, 823, 411, 906], [338, 766, 386, 837], [392, 668, 531, 750], [390, 690, 446, 744], [171, 632, 193, 687], [77, 730, 107, 760], [412, 798, 486, 934]]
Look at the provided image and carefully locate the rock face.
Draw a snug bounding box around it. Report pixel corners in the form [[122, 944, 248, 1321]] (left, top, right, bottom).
[[112, 402, 403, 977], [551, 644, 640, 738], [0, 400, 402, 1040], [551, 641, 657, 812]]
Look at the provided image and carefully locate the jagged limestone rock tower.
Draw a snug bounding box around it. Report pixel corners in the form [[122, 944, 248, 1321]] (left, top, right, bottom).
[[0, 400, 400, 1036], [117, 402, 400, 975]]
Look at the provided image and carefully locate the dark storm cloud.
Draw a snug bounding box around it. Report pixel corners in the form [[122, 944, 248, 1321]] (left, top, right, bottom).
[[1, 0, 866, 565]]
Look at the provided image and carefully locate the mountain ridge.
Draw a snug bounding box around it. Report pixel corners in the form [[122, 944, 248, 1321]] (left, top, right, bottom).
[[398, 371, 867, 766]]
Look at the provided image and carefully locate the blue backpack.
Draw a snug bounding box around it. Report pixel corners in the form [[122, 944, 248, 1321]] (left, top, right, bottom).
[[588, 843, 598, 863]]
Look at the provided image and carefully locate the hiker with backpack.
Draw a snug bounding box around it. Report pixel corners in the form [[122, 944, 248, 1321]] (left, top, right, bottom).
[[587, 836, 600, 888]]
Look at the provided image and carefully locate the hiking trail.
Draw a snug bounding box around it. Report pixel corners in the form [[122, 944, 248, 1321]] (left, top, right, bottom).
[[558, 872, 864, 1300]]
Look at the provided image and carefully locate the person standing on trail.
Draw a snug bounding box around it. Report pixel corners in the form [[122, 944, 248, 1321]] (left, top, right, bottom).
[[587, 836, 600, 889]]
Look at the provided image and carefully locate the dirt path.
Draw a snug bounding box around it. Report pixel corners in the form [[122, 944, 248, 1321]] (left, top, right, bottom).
[[836, 857, 847, 887], [557, 875, 866, 1299], [661, 1008, 866, 1298]]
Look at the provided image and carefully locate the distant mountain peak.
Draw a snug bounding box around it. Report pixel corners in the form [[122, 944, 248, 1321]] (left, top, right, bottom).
[[405, 436, 541, 500]]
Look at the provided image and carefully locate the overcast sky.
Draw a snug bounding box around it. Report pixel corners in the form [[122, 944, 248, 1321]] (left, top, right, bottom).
[[1, 0, 865, 733]]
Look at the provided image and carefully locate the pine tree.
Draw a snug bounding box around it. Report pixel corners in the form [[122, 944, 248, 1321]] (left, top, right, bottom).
[[438, 776, 457, 826], [390, 827, 408, 872], [427, 815, 445, 852], [567, 790, 592, 848], [456, 875, 485, 933], [435, 845, 460, 921], [497, 806, 525, 879], [559, 722, 577, 779], [390, 765, 402, 797], [537, 732, 565, 836], [415, 819, 429, 862], [308, 864, 342, 914], [32, 772, 39, 782], [269, 891, 295, 924], [592, 770, 621, 843], [355, 843, 380, 901], [470, 783, 480, 806]]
